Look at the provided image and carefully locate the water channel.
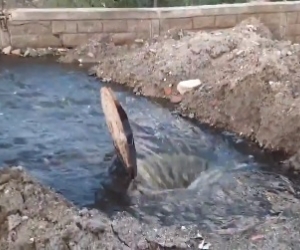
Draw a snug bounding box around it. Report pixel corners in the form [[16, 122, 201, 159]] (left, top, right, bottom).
[[0, 57, 299, 231]]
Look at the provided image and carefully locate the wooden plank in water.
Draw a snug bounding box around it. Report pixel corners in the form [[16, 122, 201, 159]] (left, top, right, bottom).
[[100, 87, 137, 179]]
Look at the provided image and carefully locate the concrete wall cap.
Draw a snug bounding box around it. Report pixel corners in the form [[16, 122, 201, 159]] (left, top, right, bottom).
[[8, 2, 300, 21]]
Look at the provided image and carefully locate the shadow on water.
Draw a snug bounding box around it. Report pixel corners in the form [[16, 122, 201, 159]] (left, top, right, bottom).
[[0, 57, 299, 231]]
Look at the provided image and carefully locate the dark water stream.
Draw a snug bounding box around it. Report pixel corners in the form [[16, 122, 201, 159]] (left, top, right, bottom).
[[0, 57, 299, 230]]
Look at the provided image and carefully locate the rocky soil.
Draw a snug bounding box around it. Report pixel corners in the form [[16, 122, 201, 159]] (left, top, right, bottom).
[[0, 166, 214, 250], [3, 163, 300, 249], [60, 17, 300, 172], [1, 46, 68, 57]]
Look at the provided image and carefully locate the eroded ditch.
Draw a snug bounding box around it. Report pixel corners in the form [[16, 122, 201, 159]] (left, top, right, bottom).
[[1, 57, 300, 249]]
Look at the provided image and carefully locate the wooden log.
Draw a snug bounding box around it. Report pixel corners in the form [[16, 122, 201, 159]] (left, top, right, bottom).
[[100, 87, 137, 180]]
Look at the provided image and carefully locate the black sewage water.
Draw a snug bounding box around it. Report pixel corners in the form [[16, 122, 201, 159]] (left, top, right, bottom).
[[0, 57, 299, 229]]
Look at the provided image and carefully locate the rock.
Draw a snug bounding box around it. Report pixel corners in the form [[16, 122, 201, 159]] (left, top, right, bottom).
[[87, 52, 94, 58], [170, 95, 183, 104], [133, 86, 141, 95], [88, 67, 97, 76], [2, 46, 12, 55], [164, 86, 172, 96], [134, 39, 144, 44], [83, 219, 106, 234], [79, 208, 89, 216], [11, 49, 21, 56], [57, 48, 67, 53], [36, 48, 49, 57], [177, 79, 201, 95], [8, 214, 22, 231], [23, 49, 30, 57], [102, 77, 111, 83], [188, 113, 195, 119], [133, 39, 145, 48], [24, 48, 38, 57]]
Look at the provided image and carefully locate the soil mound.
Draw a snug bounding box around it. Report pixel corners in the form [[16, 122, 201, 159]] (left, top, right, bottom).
[[60, 17, 300, 170], [0, 166, 215, 249]]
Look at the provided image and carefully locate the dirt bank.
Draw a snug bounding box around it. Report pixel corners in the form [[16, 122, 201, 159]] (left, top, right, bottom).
[[0, 166, 120, 249], [1, 166, 214, 249], [3, 166, 300, 249], [59, 17, 300, 171]]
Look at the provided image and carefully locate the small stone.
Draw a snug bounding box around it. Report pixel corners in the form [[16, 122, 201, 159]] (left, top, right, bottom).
[[87, 52, 94, 58], [199, 241, 211, 249], [8, 214, 22, 231], [102, 77, 111, 83], [251, 234, 265, 241], [23, 49, 30, 57], [79, 208, 89, 216], [84, 219, 106, 234], [22, 216, 29, 221], [2, 46, 12, 55], [11, 49, 21, 56], [170, 95, 182, 104], [88, 67, 97, 76], [12, 165, 23, 171], [188, 113, 195, 119], [133, 86, 140, 94], [177, 79, 201, 95], [57, 48, 67, 52], [134, 39, 144, 44], [24, 48, 39, 57], [163, 86, 172, 96], [9, 231, 17, 242], [0, 174, 11, 185]]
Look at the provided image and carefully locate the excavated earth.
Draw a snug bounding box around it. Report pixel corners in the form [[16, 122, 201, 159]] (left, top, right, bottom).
[[1, 166, 200, 250], [3, 17, 300, 249], [60, 17, 300, 171]]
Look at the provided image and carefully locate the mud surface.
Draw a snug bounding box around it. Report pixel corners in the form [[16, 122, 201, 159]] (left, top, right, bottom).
[[60, 17, 300, 171]]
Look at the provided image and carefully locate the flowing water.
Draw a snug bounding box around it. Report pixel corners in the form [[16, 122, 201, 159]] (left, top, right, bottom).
[[0, 57, 299, 231]]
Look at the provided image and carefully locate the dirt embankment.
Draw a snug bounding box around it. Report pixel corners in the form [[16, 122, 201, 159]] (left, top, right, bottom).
[[60, 17, 300, 171], [1, 166, 212, 250], [3, 166, 300, 250]]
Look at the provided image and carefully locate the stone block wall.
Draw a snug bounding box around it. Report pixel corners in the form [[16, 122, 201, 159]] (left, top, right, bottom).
[[1, 2, 300, 49]]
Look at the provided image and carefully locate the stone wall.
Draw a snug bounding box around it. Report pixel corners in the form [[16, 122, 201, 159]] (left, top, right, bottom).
[[1, 2, 300, 49]]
